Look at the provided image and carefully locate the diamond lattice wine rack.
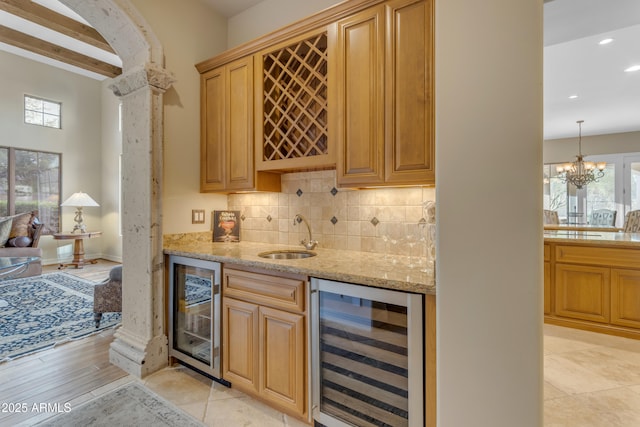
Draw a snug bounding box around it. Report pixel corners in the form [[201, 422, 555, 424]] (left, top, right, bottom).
[[259, 32, 330, 169]]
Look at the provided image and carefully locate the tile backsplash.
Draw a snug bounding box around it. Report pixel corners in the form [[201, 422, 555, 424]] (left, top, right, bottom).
[[228, 170, 435, 255]]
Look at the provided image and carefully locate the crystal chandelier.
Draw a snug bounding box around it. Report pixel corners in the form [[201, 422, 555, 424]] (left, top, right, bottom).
[[556, 120, 605, 189]]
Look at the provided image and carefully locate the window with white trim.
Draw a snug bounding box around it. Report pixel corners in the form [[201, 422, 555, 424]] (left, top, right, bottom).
[[544, 152, 640, 227], [24, 95, 62, 129]]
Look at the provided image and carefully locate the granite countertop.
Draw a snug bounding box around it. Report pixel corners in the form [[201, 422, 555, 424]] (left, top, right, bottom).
[[163, 233, 435, 295], [544, 230, 640, 248]]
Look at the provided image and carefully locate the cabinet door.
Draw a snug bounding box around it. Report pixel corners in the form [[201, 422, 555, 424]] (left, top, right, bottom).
[[384, 0, 435, 185], [200, 67, 226, 192], [555, 263, 610, 323], [259, 306, 306, 417], [222, 297, 259, 392], [611, 268, 640, 329], [334, 5, 386, 186], [226, 56, 255, 191], [544, 261, 551, 315]]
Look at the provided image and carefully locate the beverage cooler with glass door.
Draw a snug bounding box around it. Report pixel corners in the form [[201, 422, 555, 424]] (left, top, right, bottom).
[[168, 255, 225, 382], [311, 278, 424, 427]]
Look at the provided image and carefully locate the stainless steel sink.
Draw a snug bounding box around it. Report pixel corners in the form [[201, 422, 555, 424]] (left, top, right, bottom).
[[258, 250, 317, 259]]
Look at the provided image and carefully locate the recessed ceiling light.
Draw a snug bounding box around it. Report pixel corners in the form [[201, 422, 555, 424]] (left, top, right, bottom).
[[568, 95, 578, 99], [598, 38, 614, 45], [625, 65, 640, 73]]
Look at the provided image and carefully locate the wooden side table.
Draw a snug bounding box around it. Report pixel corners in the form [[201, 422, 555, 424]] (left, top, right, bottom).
[[53, 231, 102, 269]]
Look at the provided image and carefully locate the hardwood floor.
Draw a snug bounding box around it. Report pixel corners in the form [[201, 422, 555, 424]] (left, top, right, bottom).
[[0, 260, 127, 426]]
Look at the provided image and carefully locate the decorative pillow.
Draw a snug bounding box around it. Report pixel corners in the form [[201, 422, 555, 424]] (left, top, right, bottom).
[[9, 212, 34, 238], [6, 236, 33, 247], [0, 217, 12, 247]]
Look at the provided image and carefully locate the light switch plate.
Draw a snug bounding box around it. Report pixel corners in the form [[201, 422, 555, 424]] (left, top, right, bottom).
[[192, 209, 205, 224]]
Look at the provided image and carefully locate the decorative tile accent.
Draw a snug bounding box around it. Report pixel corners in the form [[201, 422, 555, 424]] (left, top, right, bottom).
[[266, 215, 272, 222], [224, 170, 434, 255]]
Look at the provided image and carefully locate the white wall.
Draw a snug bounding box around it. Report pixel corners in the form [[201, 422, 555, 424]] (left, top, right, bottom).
[[130, 0, 229, 234], [227, 0, 340, 47], [0, 50, 106, 264], [101, 80, 123, 262], [436, 0, 543, 425], [544, 130, 640, 164]]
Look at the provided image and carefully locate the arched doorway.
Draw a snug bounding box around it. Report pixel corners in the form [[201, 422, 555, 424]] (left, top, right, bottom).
[[60, 0, 174, 377]]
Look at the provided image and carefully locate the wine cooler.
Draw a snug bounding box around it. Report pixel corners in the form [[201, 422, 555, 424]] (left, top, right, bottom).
[[311, 278, 424, 427], [168, 255, 224, 381]]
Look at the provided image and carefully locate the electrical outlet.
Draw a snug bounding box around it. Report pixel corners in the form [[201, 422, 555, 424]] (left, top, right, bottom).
[[192, 209, 205, 224]]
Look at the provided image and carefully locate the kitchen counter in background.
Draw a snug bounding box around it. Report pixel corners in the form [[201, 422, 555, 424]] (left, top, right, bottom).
[[164, 232, 435, 295], [544, 230, 640, 247], [544, 230, 640, 340]]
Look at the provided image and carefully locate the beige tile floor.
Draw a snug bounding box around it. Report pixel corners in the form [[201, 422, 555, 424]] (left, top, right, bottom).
[[544, 324, 640, 426], [28, 323, 640, 426]]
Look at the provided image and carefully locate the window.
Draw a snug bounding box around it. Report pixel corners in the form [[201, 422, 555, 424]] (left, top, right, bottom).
[[0, 147, 61, 234], [544, 152, 640, 227], [625, 155, 640, 212], [24, 95, 62, 129]]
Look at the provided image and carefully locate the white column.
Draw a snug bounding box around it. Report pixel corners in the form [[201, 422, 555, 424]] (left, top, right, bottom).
[[107, 65, 176, 377], [435, 0, 543, 425]]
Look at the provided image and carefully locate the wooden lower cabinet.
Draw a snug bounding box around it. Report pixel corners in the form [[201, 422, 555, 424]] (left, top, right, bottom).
[[611, 269, 640, 329], [545, 241, 640, 339], [555, 263, 610, 323], [259, 306, 305, 415], [544, 261, 551, 315], [222, 267, 308, 421], [222, 297, 259, 392]]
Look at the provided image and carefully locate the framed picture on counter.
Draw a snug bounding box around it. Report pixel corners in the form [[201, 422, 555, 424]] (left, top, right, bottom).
[[213, 210, 240, 242]]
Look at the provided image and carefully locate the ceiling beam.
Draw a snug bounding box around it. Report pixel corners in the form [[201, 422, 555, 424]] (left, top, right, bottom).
[[0, 25, 121, 77], [0, 0, 114, 53]]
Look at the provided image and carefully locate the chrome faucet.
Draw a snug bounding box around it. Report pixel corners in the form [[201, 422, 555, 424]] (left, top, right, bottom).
[[293, 214, 318, 250]]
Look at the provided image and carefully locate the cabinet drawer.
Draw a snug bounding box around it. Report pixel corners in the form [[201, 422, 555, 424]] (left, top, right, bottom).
[[223, 267, 306, 312], [555, 245, 640, 269]]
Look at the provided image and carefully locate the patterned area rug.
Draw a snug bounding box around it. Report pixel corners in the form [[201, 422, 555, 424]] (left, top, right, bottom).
[[35, 382, 204, 427], [0, 272, 121, 362]]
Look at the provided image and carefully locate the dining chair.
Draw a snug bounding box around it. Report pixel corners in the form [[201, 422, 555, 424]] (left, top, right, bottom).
[[590, 209, 617, 227], [623, 210, 640, 233], [543, 209, 560, 225]]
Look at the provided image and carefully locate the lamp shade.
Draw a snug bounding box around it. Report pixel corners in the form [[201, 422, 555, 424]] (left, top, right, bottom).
[[60, 192, 100, 207]]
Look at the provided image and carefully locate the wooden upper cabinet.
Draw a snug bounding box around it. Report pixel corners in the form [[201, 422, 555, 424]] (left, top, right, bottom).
[[334, 0, 434, 187], [227, 57, 255, 191], [385, 0, 434, 184], [198, 0, 434, 189], [201, 67, 225, 191], [255, 29, 334, 171], [200, 57, 280, 193], [333, 5, 386, 186]]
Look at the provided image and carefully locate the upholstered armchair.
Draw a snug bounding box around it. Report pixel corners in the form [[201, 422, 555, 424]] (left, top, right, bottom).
[[590, 209, 617, 227], [93, 265, 122, 328], [623, 210, 640, 233], [543, 209, 560, 225]]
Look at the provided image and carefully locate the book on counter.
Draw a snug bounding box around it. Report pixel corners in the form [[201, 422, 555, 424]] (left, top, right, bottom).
[[213, 210, 240, 242]]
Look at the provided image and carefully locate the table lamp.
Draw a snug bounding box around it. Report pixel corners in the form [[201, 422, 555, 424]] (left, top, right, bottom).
[[60, 191, 100, 233]]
